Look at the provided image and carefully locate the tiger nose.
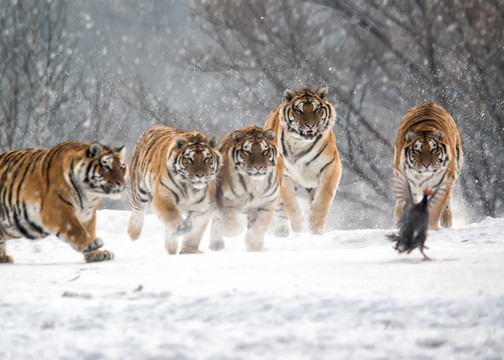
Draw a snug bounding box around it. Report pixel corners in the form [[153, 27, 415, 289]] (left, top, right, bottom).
[[195, 172, 205, 178], [306, 123, 314, 129], [422, 162, 431, 168], [116, 180, 125, 187], [253, 164, 263, 170]]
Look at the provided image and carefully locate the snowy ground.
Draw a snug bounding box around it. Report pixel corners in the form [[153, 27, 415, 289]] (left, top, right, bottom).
[[1, 210, 503, 360]]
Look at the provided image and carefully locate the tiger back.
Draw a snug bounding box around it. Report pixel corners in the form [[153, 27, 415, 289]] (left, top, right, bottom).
[[264, 87, 342, 235], [127, 125, 221, 254], [394, 103, 463, 229], [209, 126, 283, 252], [0, 142, 127, 263]]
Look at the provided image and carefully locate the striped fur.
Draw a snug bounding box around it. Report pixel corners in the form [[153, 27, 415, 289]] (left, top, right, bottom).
[[209, 126, 283, 252], [127, 126, 221, 254], [264, 87, 342, 235], [394, 103, 463, 229], [0, 142, 127, 263]]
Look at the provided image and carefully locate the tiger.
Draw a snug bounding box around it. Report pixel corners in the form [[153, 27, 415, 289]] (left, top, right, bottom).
[[264, 87, 342, 236], [127, 125, 221, 254], [394, 103, 463, 229], [0, 142, 127, 263], [209, 126, 283, 252]]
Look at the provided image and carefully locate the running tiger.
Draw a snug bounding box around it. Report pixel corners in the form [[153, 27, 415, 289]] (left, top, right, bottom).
[[394, 103, 463, 229], [128, 126, 221, 254], [265, 87, 341, 235], [209, 126, 283, 252], [0, 142, 127, 263]]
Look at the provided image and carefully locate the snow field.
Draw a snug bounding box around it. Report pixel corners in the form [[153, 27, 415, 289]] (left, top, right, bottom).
[[1, 211, 503, 359]]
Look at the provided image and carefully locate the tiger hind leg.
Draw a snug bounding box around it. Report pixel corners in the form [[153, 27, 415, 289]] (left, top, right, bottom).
[[0, 241, 13, 263]]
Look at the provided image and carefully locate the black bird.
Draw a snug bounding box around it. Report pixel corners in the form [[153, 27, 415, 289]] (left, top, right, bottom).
[[387, 169, 447, 260]]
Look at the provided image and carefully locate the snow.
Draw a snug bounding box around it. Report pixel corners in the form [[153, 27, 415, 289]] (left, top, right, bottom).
[[1, 210, 503, 359]]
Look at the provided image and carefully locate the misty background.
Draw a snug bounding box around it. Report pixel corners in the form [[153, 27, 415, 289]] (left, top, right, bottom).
[[0, 0, 502, 229]]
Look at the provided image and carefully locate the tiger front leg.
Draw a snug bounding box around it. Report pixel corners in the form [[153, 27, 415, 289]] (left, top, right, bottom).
[[440, 197, 453, 228], [128, 207, 147, 241], [151, 194, 189, 254], [280, 175, 304, 234], [41, 208, 114, 262], [245, 208, 275, 252], [0, 241, 13, 263], [218, 206, 243, 237], [209, 211, 225, 251], [428, 185, 453, 230], [180, 209, 212, 254], [273, 200, 290, 237], [308, 159, 341, 235]]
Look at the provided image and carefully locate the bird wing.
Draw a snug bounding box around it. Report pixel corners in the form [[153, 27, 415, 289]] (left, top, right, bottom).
[[390, 167, 414, 206], [427, 174, 450, 212]]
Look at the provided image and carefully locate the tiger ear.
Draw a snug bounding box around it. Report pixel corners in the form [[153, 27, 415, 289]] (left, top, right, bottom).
[[87, 143, 103, 158], [433, 129, 444, 141], [284, 89, 296, 102], [207, 136, 218, 149], [316, 87, 328, 100], [232, 131, 244, 144], [264, 129, 275, 141], [116, 146, 127, 158], [405, 132, 416, 142], [175, 137, 187, 149]]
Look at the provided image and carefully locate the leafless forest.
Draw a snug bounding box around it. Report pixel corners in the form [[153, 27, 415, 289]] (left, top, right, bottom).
[[0, 0, 502, 228]]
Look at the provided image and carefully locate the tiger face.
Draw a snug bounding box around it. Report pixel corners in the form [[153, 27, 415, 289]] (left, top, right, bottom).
[[283, 87, 335, 140], [231, 128, 278, 178], [171, 133, 220, 189], [404, 130, 448, 173], [85, 144, 127, 197]]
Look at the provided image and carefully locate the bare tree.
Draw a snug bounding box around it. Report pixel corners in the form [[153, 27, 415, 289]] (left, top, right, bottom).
[[0, 0, 78, 150], [184, 0, 504, 226]]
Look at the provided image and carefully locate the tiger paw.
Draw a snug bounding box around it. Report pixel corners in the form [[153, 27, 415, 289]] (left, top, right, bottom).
[[310, 224, 324, 235], [0, 254, 14, 263], [209, 239, 225, 251], [291, 219, 304, 233], [179, 246, 202, 255], [82, 238, 104, 253], [246, 240, 264, 252], [84, 249, 114, 262], [172, 220, 192, 237], [165, 238, 178, 255], [274, 225, 289, 238]]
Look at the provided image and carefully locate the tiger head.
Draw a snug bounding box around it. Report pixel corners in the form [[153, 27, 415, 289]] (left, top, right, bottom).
[[170, 132, 221, 189], [282, 87, 336, 140], [403, 130, 448, 173], [231, 126, 278, 178], [85, 143, 127, 197]]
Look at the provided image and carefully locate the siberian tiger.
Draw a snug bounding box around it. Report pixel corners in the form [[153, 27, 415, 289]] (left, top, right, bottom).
[[209, 126, 283, 252], [0, 142, 127, 263], [394, 103, 463, 229], [127, 126, 221, 254], [264, 87, 342, 235]]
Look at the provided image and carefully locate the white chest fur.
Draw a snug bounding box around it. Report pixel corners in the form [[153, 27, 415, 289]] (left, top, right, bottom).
[[405, 168, 447, 203], [281, 131, 330, 189]]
